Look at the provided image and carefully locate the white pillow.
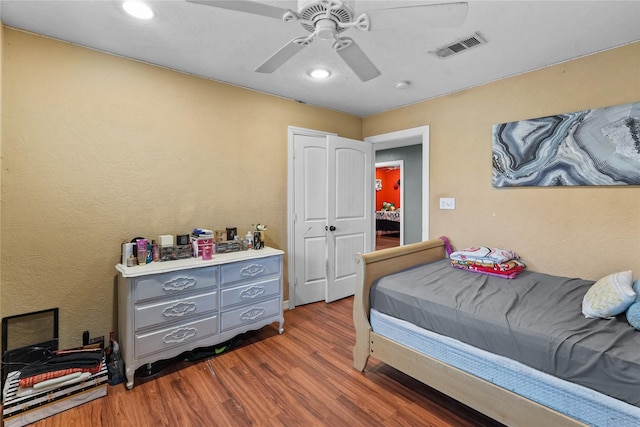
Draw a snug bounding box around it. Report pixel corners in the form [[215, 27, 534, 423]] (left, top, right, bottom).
[[582, 270, 635, 319]]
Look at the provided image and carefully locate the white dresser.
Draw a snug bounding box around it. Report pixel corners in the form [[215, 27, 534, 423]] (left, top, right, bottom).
[[115, 247, 284, 389]]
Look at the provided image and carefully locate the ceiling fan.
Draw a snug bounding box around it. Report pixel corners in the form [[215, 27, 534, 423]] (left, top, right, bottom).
[[187, 0, 469, 82]]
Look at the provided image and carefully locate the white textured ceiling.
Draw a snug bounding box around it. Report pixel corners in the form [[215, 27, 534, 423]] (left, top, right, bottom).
[[1, 0, 639, 117]]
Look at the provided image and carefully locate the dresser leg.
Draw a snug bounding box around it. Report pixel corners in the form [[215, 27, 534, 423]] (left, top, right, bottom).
[[278, 318, 284, 334], [125, 366, 135, 390]]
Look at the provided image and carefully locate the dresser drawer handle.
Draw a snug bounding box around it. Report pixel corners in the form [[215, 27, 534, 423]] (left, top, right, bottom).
[[240, 306, 265, 321], [163, 327, 197, 344], [240, 286, 265, 299], [163, 301, 197, 317], [240, 264, 265, 277], [162, 276, 197, 292]]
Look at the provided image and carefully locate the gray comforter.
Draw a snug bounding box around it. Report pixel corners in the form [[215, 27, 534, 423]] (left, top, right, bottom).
[[371, 258, 640, 407]]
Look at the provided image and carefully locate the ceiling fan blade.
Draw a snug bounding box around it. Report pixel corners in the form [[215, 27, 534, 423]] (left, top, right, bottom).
[[334, 38, 380, 82], [255, 38, 310, 73], [367, 2, 469, 31], [186, 0, 290, 20]]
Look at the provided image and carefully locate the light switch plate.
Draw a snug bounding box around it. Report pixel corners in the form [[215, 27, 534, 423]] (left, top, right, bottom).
[[439, 197, 456, 210]]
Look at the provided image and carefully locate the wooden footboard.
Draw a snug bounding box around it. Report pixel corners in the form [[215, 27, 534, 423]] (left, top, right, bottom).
[[353, 238, 447, 371], [352, 238, 587, 427]]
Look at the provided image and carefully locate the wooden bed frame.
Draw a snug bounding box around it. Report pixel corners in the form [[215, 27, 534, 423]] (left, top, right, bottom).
[[352, 238, 588, 427]]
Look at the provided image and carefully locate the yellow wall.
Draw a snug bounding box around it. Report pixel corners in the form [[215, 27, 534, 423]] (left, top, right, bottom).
[[0, 22, 3, 329], [1, 27, 639, 349], [1, 29, 361, 348], [364, 42, 640, 281]]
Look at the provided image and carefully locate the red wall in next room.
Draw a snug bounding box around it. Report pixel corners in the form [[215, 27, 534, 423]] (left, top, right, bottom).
[[376, 168, 400, 211]]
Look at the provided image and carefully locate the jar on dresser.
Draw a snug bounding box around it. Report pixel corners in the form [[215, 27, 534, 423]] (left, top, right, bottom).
[[115, 247, 284, 389]]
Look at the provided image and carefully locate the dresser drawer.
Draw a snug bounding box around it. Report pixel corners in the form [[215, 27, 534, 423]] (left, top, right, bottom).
[[221, 297, 280, 331], [134, 266, 218, 302], [220, 278, 279, 309], [220, 256, 280, 286], [135, 290, 218, 331], [135, 314, 218, 358]]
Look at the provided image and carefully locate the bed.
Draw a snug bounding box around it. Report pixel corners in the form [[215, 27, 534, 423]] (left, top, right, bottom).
[[352, 238, 640, 427], [375, 210, 400, 234]]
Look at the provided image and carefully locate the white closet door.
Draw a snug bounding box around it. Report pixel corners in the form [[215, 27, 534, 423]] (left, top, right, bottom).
[[289, 130, 372, 306], [325, 135, 373, 303], [292, 133, 328, 306]]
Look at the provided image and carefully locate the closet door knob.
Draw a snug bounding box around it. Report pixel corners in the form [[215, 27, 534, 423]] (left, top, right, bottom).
[[329, 225, 336, 231]]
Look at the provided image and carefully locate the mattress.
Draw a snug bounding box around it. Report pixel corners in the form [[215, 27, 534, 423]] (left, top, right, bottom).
[[371, 309, 640, 427], [370, 258, 640, 407]]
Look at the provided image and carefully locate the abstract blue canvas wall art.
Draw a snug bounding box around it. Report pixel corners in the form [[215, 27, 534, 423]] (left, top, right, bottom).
[[492, 102, 640, 187]]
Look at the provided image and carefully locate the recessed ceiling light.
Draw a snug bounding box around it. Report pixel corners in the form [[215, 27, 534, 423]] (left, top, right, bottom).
[[122, 1, 154, 20], [308, 68, 331, 79]]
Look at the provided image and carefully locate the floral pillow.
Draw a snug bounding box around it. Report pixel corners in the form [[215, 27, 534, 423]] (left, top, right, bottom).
[[582, 270, 635, 319]]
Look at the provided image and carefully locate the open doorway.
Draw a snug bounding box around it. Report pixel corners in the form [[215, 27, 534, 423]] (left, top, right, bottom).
[[375, 160, 403, 250], [366, 126, 430, 250]]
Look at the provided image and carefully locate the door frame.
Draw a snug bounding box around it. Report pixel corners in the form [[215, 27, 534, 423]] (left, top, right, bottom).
[[365, 126, 430, 247], [374, 160, 404, 246], [287, 125, 428, 309], [287, 126, 336, 310]]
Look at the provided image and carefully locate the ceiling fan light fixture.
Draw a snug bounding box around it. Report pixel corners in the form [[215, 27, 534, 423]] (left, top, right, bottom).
[[122, 1, 154, 20], [308, 68, 331, 79], [315, 19, 337, 40]]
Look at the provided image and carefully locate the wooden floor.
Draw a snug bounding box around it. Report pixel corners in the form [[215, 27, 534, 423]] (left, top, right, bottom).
[[29, 298, 504, 426], [376, 234, 400, 250]]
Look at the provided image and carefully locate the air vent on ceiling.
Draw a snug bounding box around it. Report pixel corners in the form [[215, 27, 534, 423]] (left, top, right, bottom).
[[433, 32, 487, 58]]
